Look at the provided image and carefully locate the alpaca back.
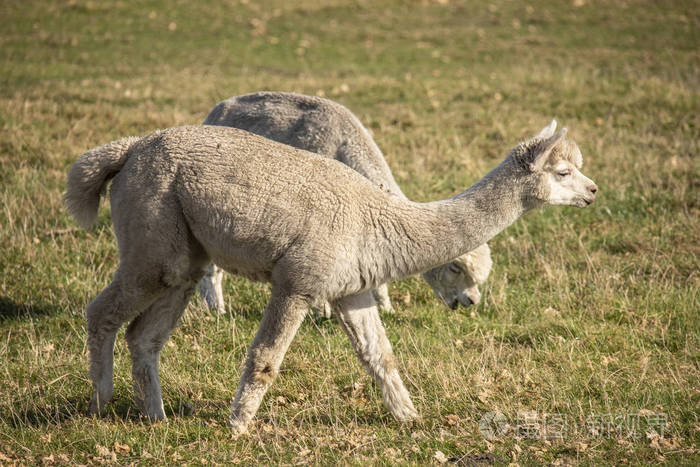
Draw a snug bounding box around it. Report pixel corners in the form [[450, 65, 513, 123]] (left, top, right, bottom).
[[204, 92, 404, 197]]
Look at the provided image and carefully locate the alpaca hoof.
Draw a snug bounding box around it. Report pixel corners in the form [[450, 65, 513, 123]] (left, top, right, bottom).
[[88, 394, 109, 416], [143, 407, 167, 422], [145, 412, 167, 422], [202, 294, 225, 315], [199, 283, 225, 314], [137, 399, 167, 422], [392, 405, 419, 422], [214, 292, 226, 315], [228, 417, 249, 438]]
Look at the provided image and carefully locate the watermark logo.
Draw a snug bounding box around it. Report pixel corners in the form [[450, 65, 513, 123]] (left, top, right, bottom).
[[478, 411, 667, 440], [478, 411, 509, 440]]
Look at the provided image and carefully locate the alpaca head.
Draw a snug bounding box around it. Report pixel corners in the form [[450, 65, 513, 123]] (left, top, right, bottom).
[[512, 120, 598, 208], [422, 243, 493, 309]]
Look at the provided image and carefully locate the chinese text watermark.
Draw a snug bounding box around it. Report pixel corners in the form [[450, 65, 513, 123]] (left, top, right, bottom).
[[478, 411, 668, 441]]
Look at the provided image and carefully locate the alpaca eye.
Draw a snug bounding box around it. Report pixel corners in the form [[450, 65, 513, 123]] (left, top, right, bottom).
[[448, 264, 462, 274], [557, 171, 571, 177]]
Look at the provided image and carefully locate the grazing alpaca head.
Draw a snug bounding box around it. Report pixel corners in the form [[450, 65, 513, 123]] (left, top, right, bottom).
[[423, 243, 492, 309]]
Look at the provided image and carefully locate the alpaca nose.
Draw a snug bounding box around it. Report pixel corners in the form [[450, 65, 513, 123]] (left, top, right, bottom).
[[589, 184, 598, 196]]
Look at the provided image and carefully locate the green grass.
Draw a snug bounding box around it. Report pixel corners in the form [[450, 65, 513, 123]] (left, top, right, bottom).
[[1, 0, 698, 464]]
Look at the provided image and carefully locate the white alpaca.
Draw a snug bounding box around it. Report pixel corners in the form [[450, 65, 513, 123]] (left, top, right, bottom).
[[198, 92, 492, 315], [64, 120, 597, 434]]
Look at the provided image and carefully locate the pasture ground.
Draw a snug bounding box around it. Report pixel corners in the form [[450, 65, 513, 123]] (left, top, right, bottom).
[[1, 0, 698, 464]]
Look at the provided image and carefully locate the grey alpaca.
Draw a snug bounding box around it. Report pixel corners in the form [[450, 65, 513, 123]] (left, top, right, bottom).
[[64, 120, 597, 435], [198, 92, 492, 315]]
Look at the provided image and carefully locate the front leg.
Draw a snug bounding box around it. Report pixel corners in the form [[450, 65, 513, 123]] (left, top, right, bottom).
[[198, 264, 226, 314], [372, 283, 394, 313], [310, 301, 332, 320], [334, 291, 418, 422], [229, 291, 308, 436], [126, 282, 197, 421]]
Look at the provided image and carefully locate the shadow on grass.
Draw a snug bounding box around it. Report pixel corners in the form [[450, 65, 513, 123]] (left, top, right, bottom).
[[4, 392, 423, 433], [0, 296, 61, 323], [448, 453, 504, 466], [286, 410, 392, 430], [2, 396, 86, 429], [3, 395, 222, 429]]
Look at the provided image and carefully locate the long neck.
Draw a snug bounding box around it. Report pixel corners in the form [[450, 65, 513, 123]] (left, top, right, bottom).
[[372, 158, 534, 281], [341, 116, 406, 198]]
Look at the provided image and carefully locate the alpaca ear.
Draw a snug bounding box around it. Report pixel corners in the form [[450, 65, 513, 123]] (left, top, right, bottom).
[[531, 127, 568, 170], [534, 119, 557, 139]]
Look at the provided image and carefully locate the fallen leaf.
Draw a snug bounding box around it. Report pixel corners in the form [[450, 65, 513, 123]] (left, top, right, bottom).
[[601, 355, 617, 366], [434, 450, 448, 463], [114, 441, 130, 454], [445, 414, 460, 426], [498, 369, 511, 380], [95, 445, 111, 457], [383, 447, 399, 460], [658, 438, 681, 449], [351, 382, 366, 398], [478, 389, 491, 403], [543, 307, 559, 319]]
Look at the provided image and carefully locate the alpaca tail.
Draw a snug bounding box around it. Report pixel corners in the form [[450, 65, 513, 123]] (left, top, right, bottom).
[[63, 136, 139, 229]]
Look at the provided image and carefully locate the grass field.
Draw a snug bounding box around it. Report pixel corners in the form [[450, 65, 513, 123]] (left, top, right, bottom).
[[1, 0, 698, 464]]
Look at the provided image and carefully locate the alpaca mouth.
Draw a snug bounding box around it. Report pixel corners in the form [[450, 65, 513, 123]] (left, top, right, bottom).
[[581, 196, 595, 207], [447, 296, 474, 310]]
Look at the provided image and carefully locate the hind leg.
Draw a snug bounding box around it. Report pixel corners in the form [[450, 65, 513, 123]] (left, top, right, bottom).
[[125, 280, 199, 420], [86, 274, 164, 416]]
